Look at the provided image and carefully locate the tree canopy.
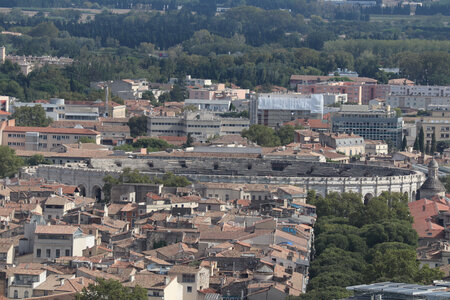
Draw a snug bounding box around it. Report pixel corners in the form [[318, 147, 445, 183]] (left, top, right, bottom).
[[76, 278, 147, 300], [295, 191, 443, 300], [11, 105, 52, 127], [0, 146, 23, 178]]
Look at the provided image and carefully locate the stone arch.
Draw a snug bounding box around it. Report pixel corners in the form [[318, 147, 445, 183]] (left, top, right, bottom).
[[412, 191, 417, 200], [364, 193, 374, 205], [78, 184, 87, 197], [91, 185, 102, 201], [403, 191, 408, 199]]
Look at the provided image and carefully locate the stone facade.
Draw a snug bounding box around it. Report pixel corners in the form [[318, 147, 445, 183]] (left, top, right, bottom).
[[29, 155, 425, 202]]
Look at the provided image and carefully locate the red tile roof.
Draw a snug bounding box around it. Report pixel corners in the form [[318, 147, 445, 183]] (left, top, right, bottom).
[[284, 119, 330, 129], [409, 198, 450, 239]]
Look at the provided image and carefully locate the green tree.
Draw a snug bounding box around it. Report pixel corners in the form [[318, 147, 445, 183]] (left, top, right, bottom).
[[0, 146, 23, 178], [76, 278, 147, 300], [141, 91, 156, 101], [431, 131, 437, 154], [419, 127, 425, 153], [78, 137, 95, 143], [25, 154, 51, 166], [11, 105, 52, 127], [183, 133, 194, 148], [402, 135, 407, 151], [128, 116, 148, 137], [437, 141, 450, 153], [413, 136, 420, 151], [276, 125, 295, 145], [394, 108, 402, 117], [241, 124, 281, 147], [29, 22, 59, 38]]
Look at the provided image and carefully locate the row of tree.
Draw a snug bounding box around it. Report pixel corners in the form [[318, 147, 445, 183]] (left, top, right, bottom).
[[289, 191, 443, 299]]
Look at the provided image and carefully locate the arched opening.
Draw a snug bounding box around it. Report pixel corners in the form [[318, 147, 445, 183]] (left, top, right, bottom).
[[364, 193, 374, 205], [92, 185, 102, 201], [403, 192, 408, 200], [412, 191, 417, 200], [78, 184, 87, 197]]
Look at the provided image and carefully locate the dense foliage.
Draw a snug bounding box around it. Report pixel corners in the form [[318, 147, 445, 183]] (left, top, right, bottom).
[[76, 278, 147, 300], [11, 105, 53, 127], [241, 124, 295, 147], [114, 138, 173, 152], [0, 146, 23, 178], [292, 191, 443, 300], [0, 6, 446, 103]]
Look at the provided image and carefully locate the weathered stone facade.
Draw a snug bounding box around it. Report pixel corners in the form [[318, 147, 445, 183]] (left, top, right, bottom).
[[29, 155, 425, 202]]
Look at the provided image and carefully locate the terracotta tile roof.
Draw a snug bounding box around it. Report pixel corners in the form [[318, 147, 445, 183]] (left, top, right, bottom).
[[9, 267, 46, 275], [35, 225, 79, 235], [123, 272, 169, 289], [55, 277, 94, 293], [50, 120, 100, 129], [284, 118, 331, 129], [409, 198, 450, 239], [168, 265, 202, 274], [4, 126, 99, 135]]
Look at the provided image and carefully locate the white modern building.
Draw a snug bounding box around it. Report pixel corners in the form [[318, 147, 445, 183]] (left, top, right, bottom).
[[387, 85, 450, 110], [250, 93, 324, 127], [184, 99, 231, 113], [33, 225, 95, 262]]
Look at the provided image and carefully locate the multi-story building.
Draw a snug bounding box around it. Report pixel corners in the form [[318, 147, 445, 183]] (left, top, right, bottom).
[[33, 225, 95, 262], [296, 82, 389, 105], [250, 93, 323, 127], [167, 265, 209, 300], [387, 85, 450, 110], [332, 105, 404, 148], [43, 195, 75, 221], [147, 111, 249, 142], [0, 120, 101, 151], [416, 106, 450, 147], [184, 99, 231, 113], [323, 93, 348, 106], [319, 132, 365, 156], [91, 79, 149, 100], [365, 139, 389, 156], [8, 268, 47, 299]]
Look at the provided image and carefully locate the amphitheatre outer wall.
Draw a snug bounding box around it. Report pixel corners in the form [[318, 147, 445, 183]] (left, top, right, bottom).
[[28, 155, 425, 202]]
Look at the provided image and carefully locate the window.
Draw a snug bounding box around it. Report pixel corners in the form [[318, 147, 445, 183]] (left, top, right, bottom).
[[56, 249, 60, 258], [182, 274, 195, 283], [65, 249, 70, 256], [24, 291, 29, 298], [46, 249, 51, 258], [187, 286, 192, 293], [13, 290, 18, 299], [36, 249, 41, 258]]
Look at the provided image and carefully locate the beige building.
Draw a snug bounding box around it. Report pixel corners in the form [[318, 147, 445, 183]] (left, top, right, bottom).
[[147, 111, 249, 142], [43, 195, 75, 221], [320, 132, 365, 156], [33, 225, 95, 262], [8, 268, 47, 299], [416, 107, 450, 148], [168, 265, 209, 300], [0, 119, 100, 151], [124, 273, 182, 299], [365, 140, 388, 155], [0, 242, 14, 264]]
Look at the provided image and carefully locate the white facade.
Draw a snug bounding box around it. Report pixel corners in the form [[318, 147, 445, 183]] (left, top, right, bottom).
[[387, 85, 450, 110], [33, 226, 95, 262]]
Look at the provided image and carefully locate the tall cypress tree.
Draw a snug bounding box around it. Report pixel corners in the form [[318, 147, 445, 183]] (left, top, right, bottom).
[[413, 136, 420, 151], [431, 132, 437, 154], [402, 135, 407, 151], [419, 127, 425, 153]]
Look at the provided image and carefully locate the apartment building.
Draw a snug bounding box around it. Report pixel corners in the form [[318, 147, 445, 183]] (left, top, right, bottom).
[[416, 106, 450, 147], [184, 99, 231, 113], [365, 139, 389, 156], [12, 98, 126, 120], [33, 225, 95, 262], [91, 79, 149, 100], [8, 268, 47, 299], [0, 120, 100, 151], [387, 85, 450, 110], [332, 105, 404, 148], [167, 265, 210, 300], [250, 93, 324, 127], [43, 195, 75, 221], [319, 132, 365, 156], [147, 111, 249, 142]]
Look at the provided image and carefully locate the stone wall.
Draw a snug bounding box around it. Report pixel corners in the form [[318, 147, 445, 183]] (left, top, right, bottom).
[[30, 155, 425, 202]]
